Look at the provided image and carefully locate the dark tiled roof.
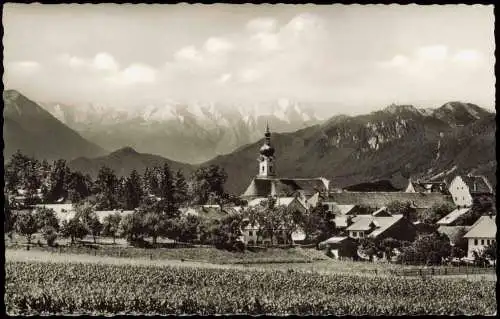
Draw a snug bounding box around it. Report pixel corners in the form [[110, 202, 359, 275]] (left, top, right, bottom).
[[461, 175, 493, 194], [242, 177, 328, 198], [326, 192, 453, 209], [344, 172, 410, 192], [344, 180, 401, 192]]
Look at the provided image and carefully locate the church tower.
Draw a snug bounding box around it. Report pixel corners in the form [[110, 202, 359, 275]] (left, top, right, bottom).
[[258, 123, 276, 177]]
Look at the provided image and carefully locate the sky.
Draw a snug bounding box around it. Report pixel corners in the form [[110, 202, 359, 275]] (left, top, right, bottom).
[[3, 4, 495, 116]]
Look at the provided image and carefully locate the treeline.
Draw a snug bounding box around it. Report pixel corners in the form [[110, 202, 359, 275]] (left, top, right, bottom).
[[4, 150, 244, 210]]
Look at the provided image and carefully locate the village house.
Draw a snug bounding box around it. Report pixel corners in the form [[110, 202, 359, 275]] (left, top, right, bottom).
[[412, 180, 448, 193], [448, 175, 493, 207], [318, 236, 358, 259], [346, 214, 416, 242], [246, 196, 307, 215], [463, 215, 496, 259], [240, 218, 297, 246], [325, 191, 453, 222], [436, 207, 471, 226]]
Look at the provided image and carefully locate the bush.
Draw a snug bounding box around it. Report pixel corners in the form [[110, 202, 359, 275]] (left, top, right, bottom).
[[42, 226, 58, 247]]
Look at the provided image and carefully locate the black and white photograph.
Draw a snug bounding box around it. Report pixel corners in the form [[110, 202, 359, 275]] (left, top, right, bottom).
[[3, 3, 496, 316]]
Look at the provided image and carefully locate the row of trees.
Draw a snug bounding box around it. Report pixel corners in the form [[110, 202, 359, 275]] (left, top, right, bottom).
[[7, 196, 338, 250], [5, 151, 238, 210]]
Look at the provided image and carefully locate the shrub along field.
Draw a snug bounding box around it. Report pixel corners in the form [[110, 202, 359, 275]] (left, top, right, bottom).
[[5, 260, 496, 315]]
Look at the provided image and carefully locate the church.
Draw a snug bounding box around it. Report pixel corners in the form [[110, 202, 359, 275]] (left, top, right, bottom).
[[241, 124, 330, 202]]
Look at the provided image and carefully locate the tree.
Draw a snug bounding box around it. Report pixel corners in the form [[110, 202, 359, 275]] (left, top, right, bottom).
[[33, 207, 60, 247], [379, 237, 403, 261], [102, 212, 122, 244], [67, 171, 92, 203], [358, 238, 380, 261], [5, 151, 41, 197], [119, 212, 145, 242], [46, 159, 71, 202], [143, 166, 160, 197], [175, 214, 202, 243], [87, 215, 103, 244], [142, 211, 164, 246], [386, 201, 415, 220], [482, 241, 497, 261], [210, 213, 243, 248], [450, 227, 468, 252], [74, 202, 102, 243], [42, 226, 58, 247], [173, 170, 189, 207], [189, 165, 228, 205], [121, 170, 143, 210], [15, 210, 39, 249], [158, 163, 177, 215], [34, 207, 60, 231], [4, 194, 16, 235], [95, 166, 120, 210], [61, 217, 88, 245], [419, 202, 455, 224], [302, 204, 336, 243], [397, 233, 451, 265]]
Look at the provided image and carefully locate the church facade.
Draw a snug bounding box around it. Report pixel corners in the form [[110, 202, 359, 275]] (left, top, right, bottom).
[[241, 125, 330, 201]]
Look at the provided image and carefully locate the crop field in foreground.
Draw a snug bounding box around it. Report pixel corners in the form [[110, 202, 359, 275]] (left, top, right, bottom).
[[5, 260, 496, 315]]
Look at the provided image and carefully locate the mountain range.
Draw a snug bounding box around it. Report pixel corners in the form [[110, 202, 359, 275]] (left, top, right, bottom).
[[39, 98, 323, 164], [3, 90, 106, 162], [205, 102, 496, 194], [3, 90, 495, 196]]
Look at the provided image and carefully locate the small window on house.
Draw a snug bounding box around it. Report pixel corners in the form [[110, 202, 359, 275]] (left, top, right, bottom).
[[359, 232, 364, 238], [474, 239, 478, 245], [454, 197, 458, 201], [352, 231, 357, 237], [481, 239, 484, 245], [249, 231, 253, 236], [486, 240, 490, 245]]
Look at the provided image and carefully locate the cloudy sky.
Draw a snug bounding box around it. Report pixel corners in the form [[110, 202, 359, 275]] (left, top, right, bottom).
[[3, 4, 495, 116]]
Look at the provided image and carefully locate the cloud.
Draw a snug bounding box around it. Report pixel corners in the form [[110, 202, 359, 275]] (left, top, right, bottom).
[[93, 52, 119, 71], [238, 68, 262, 83], [246, 17, 277, 33], [203, 37, 233, 55], [251, 32, 280, 52], [216, 73, 232, 84], [107, 63, 157, 85], [175, 45, 203, 63], [6, 60, 41, 74], [416, 45, 448, 61], [452, 49, 483, 65]]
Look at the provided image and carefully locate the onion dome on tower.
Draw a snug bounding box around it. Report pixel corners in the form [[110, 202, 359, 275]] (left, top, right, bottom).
[[259, 122, 275, 157]]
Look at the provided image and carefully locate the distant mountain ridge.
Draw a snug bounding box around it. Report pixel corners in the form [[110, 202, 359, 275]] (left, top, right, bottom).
[[38, 98, 324, 164], [5, 90, 494, 198], [3, 90, 106, 162], [205, 102, 496, 195], [68, 146, 195, 179]]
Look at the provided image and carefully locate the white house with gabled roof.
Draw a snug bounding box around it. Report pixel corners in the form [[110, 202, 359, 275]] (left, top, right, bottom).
[[463, 215, 496, 259]]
